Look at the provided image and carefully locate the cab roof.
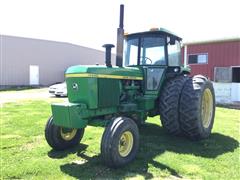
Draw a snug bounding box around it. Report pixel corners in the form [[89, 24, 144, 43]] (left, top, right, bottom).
[[125, 28, 182, 41]]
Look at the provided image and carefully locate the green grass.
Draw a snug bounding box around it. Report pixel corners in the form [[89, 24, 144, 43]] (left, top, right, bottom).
[[1, 100, 239, 179]]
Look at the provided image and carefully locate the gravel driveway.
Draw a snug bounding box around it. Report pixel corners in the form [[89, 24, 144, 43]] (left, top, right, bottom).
[[0, 88, 66, 105]]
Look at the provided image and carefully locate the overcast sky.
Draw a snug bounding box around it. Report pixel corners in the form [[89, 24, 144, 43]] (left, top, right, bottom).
[[0, 0, 239, 50]]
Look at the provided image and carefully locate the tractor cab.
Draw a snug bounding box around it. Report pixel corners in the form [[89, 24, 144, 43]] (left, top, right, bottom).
[[124, 28, 185, 93], [124, 28, 182, 67]]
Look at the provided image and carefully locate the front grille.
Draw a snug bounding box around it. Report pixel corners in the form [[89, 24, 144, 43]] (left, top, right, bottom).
[[98, 79, 120, 108]]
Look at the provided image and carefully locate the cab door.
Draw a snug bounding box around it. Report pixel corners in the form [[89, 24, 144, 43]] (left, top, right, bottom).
[[139, 36, 167, 94]]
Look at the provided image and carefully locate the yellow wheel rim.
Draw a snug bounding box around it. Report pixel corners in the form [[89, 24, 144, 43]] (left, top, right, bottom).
[[60, 128, 77, 141], [201, 88, 213, 128], [118, 131, 134, 157]]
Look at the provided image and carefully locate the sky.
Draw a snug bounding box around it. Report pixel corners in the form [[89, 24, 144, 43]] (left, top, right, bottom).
[[0, 0, 239, 50]]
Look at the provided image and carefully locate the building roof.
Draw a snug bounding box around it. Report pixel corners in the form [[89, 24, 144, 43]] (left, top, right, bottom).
[[183, 37, 240, 45], [0, 34, 103, 52]]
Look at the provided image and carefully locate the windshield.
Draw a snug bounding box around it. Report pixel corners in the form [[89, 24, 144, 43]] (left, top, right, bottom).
[[124, 36, 166, 66]]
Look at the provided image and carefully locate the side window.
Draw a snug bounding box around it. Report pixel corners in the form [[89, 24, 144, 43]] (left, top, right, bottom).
[[124, 38, 139, 66], [168, 40, 181, 66], [188, 54, 208, 64], [128, 45, 138, 65]]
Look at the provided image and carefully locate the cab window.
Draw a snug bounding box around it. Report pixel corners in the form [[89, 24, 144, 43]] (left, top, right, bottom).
[[140, 37, 166, 65], [124, 36, 166, 66], [168, 40, 181, 66]]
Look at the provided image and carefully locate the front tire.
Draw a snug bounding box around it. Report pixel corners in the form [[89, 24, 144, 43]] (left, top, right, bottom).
[[45, 116, 85, 150], [179, 75, 215, 140], [101, 117, 139, 168]]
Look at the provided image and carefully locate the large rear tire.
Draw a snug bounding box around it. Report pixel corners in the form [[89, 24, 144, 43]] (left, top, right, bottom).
[[101, 117, 139, 168], [159, 75, 188, 135], [179, 75, 215, 140], [45, 116, 85, 150]]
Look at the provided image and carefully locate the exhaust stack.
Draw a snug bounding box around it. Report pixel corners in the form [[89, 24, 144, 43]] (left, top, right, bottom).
[[116, 4, 124, 67]]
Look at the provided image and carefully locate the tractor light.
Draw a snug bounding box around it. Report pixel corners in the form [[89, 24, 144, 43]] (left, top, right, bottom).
[[150, 27, 159, 31], [174, 68, 179, 72]]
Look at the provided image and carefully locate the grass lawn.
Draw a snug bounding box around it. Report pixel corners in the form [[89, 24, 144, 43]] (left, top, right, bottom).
[[1, 100, 239, 179]]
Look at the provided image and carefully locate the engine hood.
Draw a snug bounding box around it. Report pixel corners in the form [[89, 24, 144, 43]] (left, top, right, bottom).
[[65, 65, 143, 80]]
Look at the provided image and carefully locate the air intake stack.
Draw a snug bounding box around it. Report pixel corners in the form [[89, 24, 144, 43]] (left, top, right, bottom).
[[102, 44, 115, 67]]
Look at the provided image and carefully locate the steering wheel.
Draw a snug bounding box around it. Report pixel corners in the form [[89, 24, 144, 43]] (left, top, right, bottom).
[[141, 56, 152, 64]]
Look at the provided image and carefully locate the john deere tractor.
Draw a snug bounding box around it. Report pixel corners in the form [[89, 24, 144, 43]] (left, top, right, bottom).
[[45, 5, 215, 168]]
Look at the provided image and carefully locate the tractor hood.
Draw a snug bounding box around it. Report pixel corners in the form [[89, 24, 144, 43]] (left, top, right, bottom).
[[65, 65, 143, 80]]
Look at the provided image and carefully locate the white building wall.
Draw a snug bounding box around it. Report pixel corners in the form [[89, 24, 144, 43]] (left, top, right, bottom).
[[213, 82, 240, 104], [231, 83, 240, 102]]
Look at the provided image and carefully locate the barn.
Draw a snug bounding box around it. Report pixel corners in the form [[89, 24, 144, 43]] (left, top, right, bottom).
[[183, 38, 240, 104]]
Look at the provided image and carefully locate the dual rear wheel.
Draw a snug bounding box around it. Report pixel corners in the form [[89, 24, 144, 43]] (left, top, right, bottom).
[[159, 75, 215, 140]]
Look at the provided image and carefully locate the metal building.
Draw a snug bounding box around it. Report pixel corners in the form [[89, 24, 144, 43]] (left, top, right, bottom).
[[0, 35, 108, 88]]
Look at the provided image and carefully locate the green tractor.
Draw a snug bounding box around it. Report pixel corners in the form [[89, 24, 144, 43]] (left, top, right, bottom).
[[45, 5, 215, 168]]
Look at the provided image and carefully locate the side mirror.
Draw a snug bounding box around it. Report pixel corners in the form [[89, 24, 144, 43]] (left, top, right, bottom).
[[169, 37, 175, 45]]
